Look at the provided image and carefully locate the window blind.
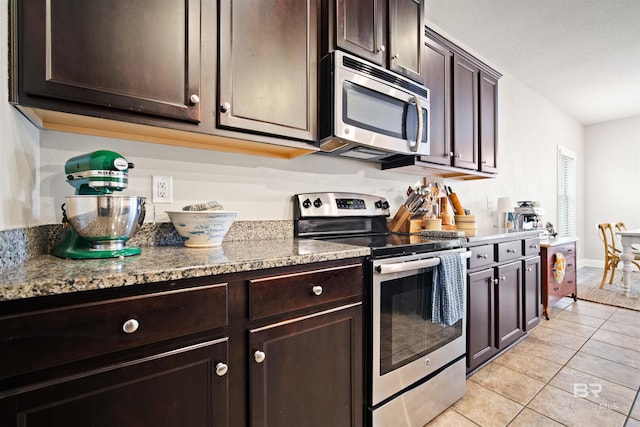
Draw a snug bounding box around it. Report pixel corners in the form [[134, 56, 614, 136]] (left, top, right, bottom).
[[557, 146, 576, 237]]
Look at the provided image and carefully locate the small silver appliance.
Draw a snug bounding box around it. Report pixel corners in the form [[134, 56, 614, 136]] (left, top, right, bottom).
[[318, 51, 430, 161]]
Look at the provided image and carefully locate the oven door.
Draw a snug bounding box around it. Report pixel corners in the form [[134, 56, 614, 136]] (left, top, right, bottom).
[[371, 249, 469, 406]]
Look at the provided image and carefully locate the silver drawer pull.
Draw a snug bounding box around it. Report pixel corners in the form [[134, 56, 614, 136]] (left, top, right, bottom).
[[215, 362, 228, 377], [312, 285, 323, 296], [254, 350, 266, 364], [478, 254, 489, 259], [122, 318, 139, 334], [506, 249, 517, 254], [530, 244, 538, 249]]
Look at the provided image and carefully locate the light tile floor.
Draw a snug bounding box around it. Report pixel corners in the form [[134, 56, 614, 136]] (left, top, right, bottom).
[[427, 297, 640, 427]]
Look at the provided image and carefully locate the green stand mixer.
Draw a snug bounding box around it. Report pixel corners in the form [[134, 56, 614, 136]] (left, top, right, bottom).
[[52, 150, 146, 259]]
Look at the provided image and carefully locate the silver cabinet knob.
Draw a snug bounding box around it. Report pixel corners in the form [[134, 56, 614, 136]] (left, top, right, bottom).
[[493, 278, 500, 285], [189, 94, 200, 105], [455, 153, 463, 158], [424, 358, 431, 367], [391, 53, 399, 60], [449, 152, 454, 157], [254, 350, 266, 363], [500, 276, 506, 281], [215, 362, 228, 377], [312, 285, 323, 296], [378, 45, 386, 53], [527, 267, 533, 272], [122, 318, 139, 334], [220, 102, 231, 113]]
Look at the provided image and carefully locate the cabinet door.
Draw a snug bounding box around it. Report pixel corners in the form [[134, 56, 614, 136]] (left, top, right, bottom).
[[495, 261, 525, 349], [479, 71, 498, 173], [18, 0, 201, 123], [388, 0, 424, 82], [249, 304, 363, 427], [0, 339, 229, 427], [452, 54, 479, 170], [218, 0, 318, 141], [336, 0, 386, 66], [523, 256, 541, 331], [467, 269, 496, 372], [420, 36, 452, 165]]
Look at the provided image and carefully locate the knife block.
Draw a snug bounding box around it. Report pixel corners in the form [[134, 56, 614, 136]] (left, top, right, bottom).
[[388, 205, 413, 232]]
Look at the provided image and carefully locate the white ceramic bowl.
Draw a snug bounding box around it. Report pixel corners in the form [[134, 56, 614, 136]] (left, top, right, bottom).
[[166, 211, 237, 247]]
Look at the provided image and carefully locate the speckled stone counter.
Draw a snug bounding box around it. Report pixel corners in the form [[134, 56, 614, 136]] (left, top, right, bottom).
[[0, 239, 370, 302], [464, 229, 542, 245]]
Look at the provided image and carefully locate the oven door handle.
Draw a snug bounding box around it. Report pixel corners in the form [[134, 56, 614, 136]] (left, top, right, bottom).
[[376, 258, 440, 274], [375, 251, 471, 275]]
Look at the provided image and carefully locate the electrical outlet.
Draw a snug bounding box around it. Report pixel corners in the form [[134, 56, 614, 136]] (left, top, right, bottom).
[[487, 197, 493, 210], [152, 176, 173, 203]]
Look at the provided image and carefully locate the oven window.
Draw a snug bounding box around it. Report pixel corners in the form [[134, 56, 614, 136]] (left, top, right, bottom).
[[342, 81, 404, 138], [379, 270, 462, 375]]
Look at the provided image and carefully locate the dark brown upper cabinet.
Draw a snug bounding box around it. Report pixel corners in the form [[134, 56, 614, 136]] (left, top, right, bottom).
[[479, 71, 499, 173], [14, 0, 201, 123], [326, 0, 424, 83], [218, 0, 319, 142], [388, 0, 425, 82], [9, 0, 317, 159], [452, 54, 480, 171], [382, 27, 501, 179]]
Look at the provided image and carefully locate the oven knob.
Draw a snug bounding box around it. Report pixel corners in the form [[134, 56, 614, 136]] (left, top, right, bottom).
[[424, 358, 431, 367], [313, 198, 323, 208], [382, 201, 389, 209], [375, 200, 383, 209], [302, 198, 311, 209]]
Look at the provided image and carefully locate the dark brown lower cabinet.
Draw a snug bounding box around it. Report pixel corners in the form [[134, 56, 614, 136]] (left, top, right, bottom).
[[466, 235, 540, 373], [249, 304, 363, 427], [467, 268, 497, 369], [495, 261, 524, 349], [0, 259, 364, 427], [0, 339, 229, 427], [523, 256, 542, 331]]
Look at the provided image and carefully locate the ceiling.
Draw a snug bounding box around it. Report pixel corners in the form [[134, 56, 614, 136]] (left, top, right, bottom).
[[424, 0, 640, 125]]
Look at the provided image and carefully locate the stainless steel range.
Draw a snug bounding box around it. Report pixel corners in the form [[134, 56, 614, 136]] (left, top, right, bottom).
[[294, 192, 470, 427]]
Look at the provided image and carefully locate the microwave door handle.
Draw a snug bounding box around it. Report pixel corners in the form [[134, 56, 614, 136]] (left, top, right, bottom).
[[408, 95, 423, 153], [376, 257, 440, 274]]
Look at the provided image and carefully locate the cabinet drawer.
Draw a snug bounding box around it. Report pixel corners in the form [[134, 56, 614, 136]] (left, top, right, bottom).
[[497, 240, 522, 262], [0, 283, 228, 380], [524, 238, 540, 256], [469, 244, 494, 269], [548, 242, 576, 259], [249, 264, 363, 320], [547, 270, 576, 297]]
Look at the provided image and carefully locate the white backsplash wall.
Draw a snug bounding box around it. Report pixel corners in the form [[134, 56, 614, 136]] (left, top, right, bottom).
[[38, 131, 428, 224]]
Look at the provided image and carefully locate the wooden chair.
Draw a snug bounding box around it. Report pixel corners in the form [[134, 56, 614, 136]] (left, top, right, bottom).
[[597, 222, 640, 288]]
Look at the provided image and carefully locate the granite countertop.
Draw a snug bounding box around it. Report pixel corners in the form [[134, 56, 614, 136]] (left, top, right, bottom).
[[465, 229, 542, 244], [0, 239, 370, 302]]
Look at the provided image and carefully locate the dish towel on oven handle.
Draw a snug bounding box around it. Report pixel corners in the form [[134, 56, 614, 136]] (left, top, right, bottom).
[[432, 252, 465, 327]]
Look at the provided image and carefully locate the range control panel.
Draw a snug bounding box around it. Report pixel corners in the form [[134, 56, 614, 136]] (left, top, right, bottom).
[[294, 192, 390, 218]]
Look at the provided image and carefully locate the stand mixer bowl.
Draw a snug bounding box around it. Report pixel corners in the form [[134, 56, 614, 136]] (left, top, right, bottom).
[[65, 195, 146, 250]]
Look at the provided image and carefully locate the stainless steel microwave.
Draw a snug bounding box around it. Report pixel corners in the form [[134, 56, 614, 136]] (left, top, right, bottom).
[[319, 50, 430, 161]]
